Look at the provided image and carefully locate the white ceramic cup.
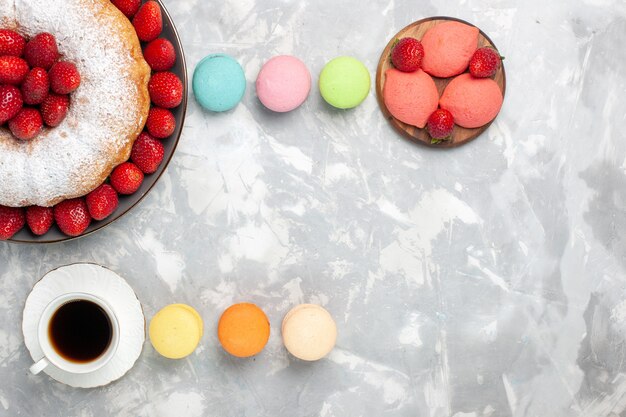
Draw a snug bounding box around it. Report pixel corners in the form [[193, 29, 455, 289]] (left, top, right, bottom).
[[29, 293, 120, 375]]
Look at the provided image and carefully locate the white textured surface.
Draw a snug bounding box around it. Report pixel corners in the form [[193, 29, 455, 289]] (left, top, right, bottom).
[[1, 0, 626, 415], [0, 0, 147, 207]]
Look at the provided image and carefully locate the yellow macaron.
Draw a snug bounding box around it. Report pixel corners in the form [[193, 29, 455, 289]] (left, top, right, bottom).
[[149, 304, 203, 359]]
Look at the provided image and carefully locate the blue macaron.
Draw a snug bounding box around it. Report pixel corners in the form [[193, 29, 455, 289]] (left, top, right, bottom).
[[192, 54, 246, 112]]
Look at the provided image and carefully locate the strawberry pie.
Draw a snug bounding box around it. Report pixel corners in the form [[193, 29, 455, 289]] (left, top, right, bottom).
[[0, 0, 183, 239], [0, 0, 151, 207]]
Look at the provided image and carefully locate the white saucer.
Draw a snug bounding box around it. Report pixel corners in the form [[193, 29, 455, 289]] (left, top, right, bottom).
[[22, 263, 145, 388]]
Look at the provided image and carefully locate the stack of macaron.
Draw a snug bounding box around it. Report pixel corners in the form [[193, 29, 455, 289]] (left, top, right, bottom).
[[192, 53, 371, 113], [148, 301, 337, 361], [382, 20, 504, 144]]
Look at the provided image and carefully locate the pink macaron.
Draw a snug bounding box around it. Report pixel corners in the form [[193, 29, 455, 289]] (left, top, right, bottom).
[[256, 55, 311, 112]]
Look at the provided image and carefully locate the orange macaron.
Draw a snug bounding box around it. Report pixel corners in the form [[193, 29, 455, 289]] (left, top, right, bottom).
[[217, 303, 270, 358]]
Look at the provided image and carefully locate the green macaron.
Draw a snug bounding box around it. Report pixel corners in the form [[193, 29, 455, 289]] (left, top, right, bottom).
[[318, 56, 370, 109]]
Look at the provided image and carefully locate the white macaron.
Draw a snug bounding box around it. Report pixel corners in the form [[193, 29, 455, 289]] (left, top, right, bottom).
[[282, 304, 337, 361]]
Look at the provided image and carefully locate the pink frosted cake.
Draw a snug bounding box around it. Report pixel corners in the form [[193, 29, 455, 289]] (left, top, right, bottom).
[[383, 68, 439, 128], [439, 73, 503, 128], [421, 21, 479, 78]]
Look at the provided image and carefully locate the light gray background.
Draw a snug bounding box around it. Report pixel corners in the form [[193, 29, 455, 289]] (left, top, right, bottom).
[[1, 0, 626, 416]]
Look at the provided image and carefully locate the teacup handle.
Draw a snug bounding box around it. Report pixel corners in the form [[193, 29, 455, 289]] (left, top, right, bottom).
[[29, 357, 49, 375]]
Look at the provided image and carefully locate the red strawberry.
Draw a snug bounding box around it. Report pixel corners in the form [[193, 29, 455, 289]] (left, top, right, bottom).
[[133, 1, 163, 42], [54, 198, 91, 236], [40, 93, 69, 127], [111, 0, 142, 18], [469, 47, 502, 78], [22, 68, 50, 105], [0, 85, 23, 124], [0, 30, 26, 57], [131, 132, 165, 174], [25, 206, 54, 236], [86, 184, 119, 221], [24, 33, 59, 70], [0, 205, 25, 240], [148, 71, 183, 108], [110, 162, 144, 195], [0, 56, 29, 85], [391, 37, 425, 72], [426, 109, 455, 143], [143, 38, 176, 71], [9, 108, 43, 141], [146, 107, 175, 138], [49, 62, 81, 94]]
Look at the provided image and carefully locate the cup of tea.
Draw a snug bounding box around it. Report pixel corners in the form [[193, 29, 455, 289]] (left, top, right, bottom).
[[29, 293, 120, 375]]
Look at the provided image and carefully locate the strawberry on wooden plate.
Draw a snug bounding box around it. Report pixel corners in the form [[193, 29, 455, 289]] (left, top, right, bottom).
[[391, 37, 424, 72], [469, 47, 503, 78], [426, 108, 455, 144]]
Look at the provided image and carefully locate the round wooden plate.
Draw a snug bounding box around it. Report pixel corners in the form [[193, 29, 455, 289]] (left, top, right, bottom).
[[376, 16, 506, 148]]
